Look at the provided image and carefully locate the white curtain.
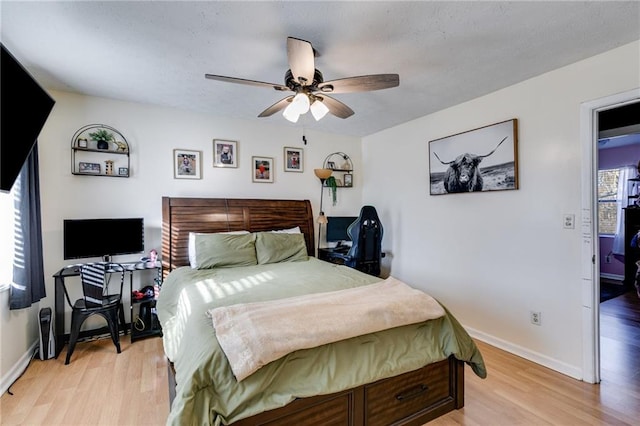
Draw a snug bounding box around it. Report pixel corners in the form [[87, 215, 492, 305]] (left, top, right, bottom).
[[612, 165, 638, 256]]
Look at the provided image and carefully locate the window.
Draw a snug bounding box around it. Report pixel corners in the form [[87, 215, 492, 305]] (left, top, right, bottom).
[[0, 189, 16, 291], [598, 168, 620, 235]]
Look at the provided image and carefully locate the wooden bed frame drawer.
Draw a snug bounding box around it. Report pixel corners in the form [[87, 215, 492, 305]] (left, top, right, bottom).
[[364, 358, 452, 426], [235, 390, 357, 425]]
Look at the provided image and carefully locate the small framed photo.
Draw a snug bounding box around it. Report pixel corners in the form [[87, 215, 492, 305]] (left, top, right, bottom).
[[252, 156, 274, 183], [344, 173, 353, 187], [174, 149, 202, 179], [78, 162, 100, 174], [118, 167, 129, 176], [327, 161, 336, 169], [284, 147, 303, 172], [77, 138, 88, 148], [213, 139, 238, 168]]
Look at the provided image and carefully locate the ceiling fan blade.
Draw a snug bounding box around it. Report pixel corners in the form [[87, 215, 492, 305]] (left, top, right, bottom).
[[317, 95, 354, 119], [317, 74, 399, 94], [205, 74, 289, 92], [258, 96, 294, 117], [287, 37, 315, 86]]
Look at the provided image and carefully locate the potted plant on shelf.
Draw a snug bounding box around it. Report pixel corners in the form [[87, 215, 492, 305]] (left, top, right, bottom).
[[326, 176, 338, 206], [89, 129, 114, 150]]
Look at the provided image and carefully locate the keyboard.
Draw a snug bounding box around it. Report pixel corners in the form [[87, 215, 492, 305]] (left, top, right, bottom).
[[333, 245, 350, 254]]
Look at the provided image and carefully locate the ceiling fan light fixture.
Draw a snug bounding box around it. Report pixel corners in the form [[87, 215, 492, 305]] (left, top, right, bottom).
[[290, 92, 310, 114], [310, 99, 330, 121], [283, 93, 311, 122], [282, 105, 300, 123]]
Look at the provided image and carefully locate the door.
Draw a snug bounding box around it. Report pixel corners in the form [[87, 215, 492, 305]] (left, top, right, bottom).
[[580, 89, 640, 384]]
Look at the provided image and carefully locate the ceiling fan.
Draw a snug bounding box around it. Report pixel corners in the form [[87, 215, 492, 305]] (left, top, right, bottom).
[[205, 37, 400, 123]]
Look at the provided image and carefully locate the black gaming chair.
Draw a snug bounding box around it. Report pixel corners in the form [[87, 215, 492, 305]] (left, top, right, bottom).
[[345, 206, 384, 276]]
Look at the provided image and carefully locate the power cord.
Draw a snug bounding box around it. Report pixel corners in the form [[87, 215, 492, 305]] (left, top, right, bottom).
[[6, 346, 38, 396], [134, 315, 145, 331]]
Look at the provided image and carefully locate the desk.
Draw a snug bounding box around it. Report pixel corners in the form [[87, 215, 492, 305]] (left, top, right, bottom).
[[318, 247, 386, 276], [53, 261, 161, 358], [318, 247, 351, 265]]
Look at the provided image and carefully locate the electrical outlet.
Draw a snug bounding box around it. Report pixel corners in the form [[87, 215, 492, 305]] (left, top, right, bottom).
[[531, 311, 541, 325]]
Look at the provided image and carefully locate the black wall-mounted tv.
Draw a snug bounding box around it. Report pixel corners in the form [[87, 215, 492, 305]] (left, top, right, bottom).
[[63, 218, 145, 260], [1, 44, 56, 192]]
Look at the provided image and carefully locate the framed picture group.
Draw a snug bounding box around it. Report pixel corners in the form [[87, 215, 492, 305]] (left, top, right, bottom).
[[172, 140, 311, 184]]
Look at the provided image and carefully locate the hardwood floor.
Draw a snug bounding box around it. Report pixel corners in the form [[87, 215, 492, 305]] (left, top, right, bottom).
[[0, 337, 169, 425], [600, 290, 640, 391], [432, 291, 640, 425], [1, 294, 639, 425]]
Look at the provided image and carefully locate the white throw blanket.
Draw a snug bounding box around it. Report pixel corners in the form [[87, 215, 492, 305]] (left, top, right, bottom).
[[208, 276, 446, 381]]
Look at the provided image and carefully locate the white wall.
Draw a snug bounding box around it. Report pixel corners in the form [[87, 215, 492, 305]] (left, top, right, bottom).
[[1, 91, 363, 387], [362, 40, 640, 379], [0, 291, 39, 394], [39, 91, 363, 255]]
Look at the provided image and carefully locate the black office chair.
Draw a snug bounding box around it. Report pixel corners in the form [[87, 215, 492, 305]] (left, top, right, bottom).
[[345, 206, 384, 276], [61, 262, 127, 364]]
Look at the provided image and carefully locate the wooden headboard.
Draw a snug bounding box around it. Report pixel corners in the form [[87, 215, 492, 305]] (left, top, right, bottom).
[[161, 197, 315, 274]]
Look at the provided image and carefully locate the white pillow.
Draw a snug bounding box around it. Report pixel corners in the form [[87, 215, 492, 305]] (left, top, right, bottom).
[[188, 231, 250, 268], [270, 226, 301, 234]]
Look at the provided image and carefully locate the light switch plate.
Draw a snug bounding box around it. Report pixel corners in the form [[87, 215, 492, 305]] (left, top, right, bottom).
[[563, 214, 575, 229]]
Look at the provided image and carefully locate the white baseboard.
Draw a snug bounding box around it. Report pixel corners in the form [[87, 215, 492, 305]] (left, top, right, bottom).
[[600, 273, 624, 282], [465, 325, 583, 381], [1, 340, 38, 396]]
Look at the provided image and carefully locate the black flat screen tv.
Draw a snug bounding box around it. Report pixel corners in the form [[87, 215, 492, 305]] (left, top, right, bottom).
[[1, 44, 56, 192], [63, 218, 145, 260], [326, 216, 358, 242]]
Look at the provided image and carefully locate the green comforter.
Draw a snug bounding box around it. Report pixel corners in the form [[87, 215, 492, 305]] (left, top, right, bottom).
[[157, 258, 486, 426]]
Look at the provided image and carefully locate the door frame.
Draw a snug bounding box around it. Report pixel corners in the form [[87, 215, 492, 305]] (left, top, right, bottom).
[[580, 88, 640, 384]]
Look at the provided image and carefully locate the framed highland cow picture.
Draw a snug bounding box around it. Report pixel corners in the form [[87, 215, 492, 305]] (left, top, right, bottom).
[[428, 119, 518, 195]]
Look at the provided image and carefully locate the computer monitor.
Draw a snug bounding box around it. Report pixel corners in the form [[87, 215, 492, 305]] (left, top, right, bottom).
[[63, 218, 144, 260], [326, 216, 358, 243]]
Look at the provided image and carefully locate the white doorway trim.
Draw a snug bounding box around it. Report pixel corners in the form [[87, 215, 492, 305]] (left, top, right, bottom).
[[580, 88, 640, 384]]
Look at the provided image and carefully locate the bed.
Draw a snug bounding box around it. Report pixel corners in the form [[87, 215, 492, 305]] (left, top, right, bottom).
[[159, 197, 486, 425]]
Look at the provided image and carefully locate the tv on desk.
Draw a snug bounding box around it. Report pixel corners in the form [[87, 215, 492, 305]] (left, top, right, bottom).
[[63, 218, 144, 260], [326, 216, 358, 243]]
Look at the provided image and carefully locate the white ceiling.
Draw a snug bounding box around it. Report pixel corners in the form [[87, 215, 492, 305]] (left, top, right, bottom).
[[2, 1, 639, 137]]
